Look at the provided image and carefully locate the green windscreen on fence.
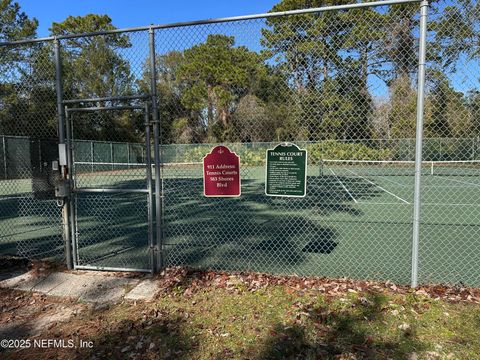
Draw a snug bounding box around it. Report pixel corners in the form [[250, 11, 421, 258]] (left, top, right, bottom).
[[129, 144, 144, 164], [5, 137, 31, 179], [113, 143, 128, 163], [92, 142, 112, 163], [74, 141, 93, 163]]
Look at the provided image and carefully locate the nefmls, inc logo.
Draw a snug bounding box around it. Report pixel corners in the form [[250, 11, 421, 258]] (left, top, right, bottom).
[[34, 339, 76, 348]]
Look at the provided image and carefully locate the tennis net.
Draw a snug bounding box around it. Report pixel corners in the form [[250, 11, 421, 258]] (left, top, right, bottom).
[[321, 159, 480, 177]]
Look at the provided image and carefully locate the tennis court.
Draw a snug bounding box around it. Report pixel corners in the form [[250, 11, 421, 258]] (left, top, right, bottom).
[[0, 179, 63, 260], [56, 158, 480, 284]]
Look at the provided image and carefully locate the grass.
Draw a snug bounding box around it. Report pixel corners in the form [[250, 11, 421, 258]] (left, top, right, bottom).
[[3, 270, 480, 360]]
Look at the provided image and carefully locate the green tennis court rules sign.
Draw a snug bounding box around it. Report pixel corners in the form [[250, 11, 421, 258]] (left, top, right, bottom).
[[265, 143, 307, 197]]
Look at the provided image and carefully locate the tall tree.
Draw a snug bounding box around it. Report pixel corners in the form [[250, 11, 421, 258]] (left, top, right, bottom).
[[0, 0, 37, 42], [49, 15, 139, 141], [262, 0, 380, 141], [467, 90, 480, 135], [427, 71, 470, 138], [384, 3, 418, 81], [0, 0, 38, 66], [431, 0, 480, 72], [138, 51, 193, 143], [177, 34, 267, 141], [388, 75, 417, 139], [262, 0, 350, 90], [0, 0, 44, 136], [50, 15, 135, 101]]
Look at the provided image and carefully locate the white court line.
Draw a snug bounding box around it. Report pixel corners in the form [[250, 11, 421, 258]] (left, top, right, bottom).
[[436, 176, 480, 188], [0, 196, 27, 200], [374, 174, 478, 189], [371, 176, 475, 189], [345, 168, 411, 204], [357, 201, 411, 205], [329, 169, 358, 203], [376, 175, 410, 187]]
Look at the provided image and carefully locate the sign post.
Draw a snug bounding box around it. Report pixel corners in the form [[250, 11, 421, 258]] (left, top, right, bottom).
[[265, 143, 307, 197], [203, 145, 241, 197]]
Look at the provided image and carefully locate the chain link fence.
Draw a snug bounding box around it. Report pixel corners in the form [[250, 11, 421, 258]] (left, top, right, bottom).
[[156, 1, 423, 284], [1, 0, 479, 286], [0, 40, 63, 263], [419, 0, 480, 285]]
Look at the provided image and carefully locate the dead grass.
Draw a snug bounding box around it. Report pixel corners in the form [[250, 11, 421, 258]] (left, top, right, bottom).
[[1, 267, 480, 359]]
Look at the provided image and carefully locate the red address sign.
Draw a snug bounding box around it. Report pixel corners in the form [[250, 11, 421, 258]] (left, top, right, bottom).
[[203, 146, 241, 197]]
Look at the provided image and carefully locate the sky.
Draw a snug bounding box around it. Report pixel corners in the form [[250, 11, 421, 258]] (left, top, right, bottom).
[[15, 0, 478, 95], [18, 0, 280, 38]]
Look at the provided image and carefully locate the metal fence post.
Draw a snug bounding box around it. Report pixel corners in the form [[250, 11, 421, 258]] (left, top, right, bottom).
[[144, 104, 155, 274], [411, 0, 429, 288], [149, 27, 163, 272], [54, 38, 73, 270]]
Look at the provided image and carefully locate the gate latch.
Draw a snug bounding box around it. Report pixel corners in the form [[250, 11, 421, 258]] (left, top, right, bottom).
[[55, 179, 72, 199]]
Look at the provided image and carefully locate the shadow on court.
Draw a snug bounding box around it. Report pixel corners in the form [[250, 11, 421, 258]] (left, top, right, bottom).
[[74, 191, 150, 269], [0, 195, 63, 260], [160, 175, 384, 273]]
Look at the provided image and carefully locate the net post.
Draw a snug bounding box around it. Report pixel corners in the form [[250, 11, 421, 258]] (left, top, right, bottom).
[[411, 0, 429, 288]]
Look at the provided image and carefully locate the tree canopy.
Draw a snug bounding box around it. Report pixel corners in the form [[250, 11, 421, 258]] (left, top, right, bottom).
[[0, 0, 479, 148]]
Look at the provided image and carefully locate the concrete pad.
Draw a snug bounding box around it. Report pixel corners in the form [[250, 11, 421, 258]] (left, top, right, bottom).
[[1, 270, 141, 304], [77, 276, 139, 303], [46, 274, 99, 298], [124, 279, 160, 301], [0, 271, 46, 291], [30, 272, 73, 294]]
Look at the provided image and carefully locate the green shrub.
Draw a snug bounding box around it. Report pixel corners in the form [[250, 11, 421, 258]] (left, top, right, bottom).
[[307, 141, 391, 164], [179, 141, 391, 166], [182, 145, 266, 166]]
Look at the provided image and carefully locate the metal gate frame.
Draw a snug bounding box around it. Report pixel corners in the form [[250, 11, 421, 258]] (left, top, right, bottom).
[[64, 97, 155, 273]]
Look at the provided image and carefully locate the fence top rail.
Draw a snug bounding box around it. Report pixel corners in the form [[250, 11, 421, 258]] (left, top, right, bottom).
[[63, 95, 150, 104], [0, 0, 422, 47], [65, 105, 144, 113]]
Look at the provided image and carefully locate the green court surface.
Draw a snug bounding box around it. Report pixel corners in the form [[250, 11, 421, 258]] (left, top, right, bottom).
[[0, 179, 63, 260], [1, 162, 480, 285]]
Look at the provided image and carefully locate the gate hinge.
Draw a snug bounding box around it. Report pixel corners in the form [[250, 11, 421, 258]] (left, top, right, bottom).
[[149, 245, 160, 252]]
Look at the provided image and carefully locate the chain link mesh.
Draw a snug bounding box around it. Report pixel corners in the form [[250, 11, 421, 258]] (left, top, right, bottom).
[[155, 3, 421, 283], [0, 41, 63, 264], [419, 0, 480, 285], [1, 0, 480, 285]]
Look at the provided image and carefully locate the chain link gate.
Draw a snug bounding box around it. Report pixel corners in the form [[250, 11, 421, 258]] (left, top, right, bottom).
[[64, 99, 155, 272]]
